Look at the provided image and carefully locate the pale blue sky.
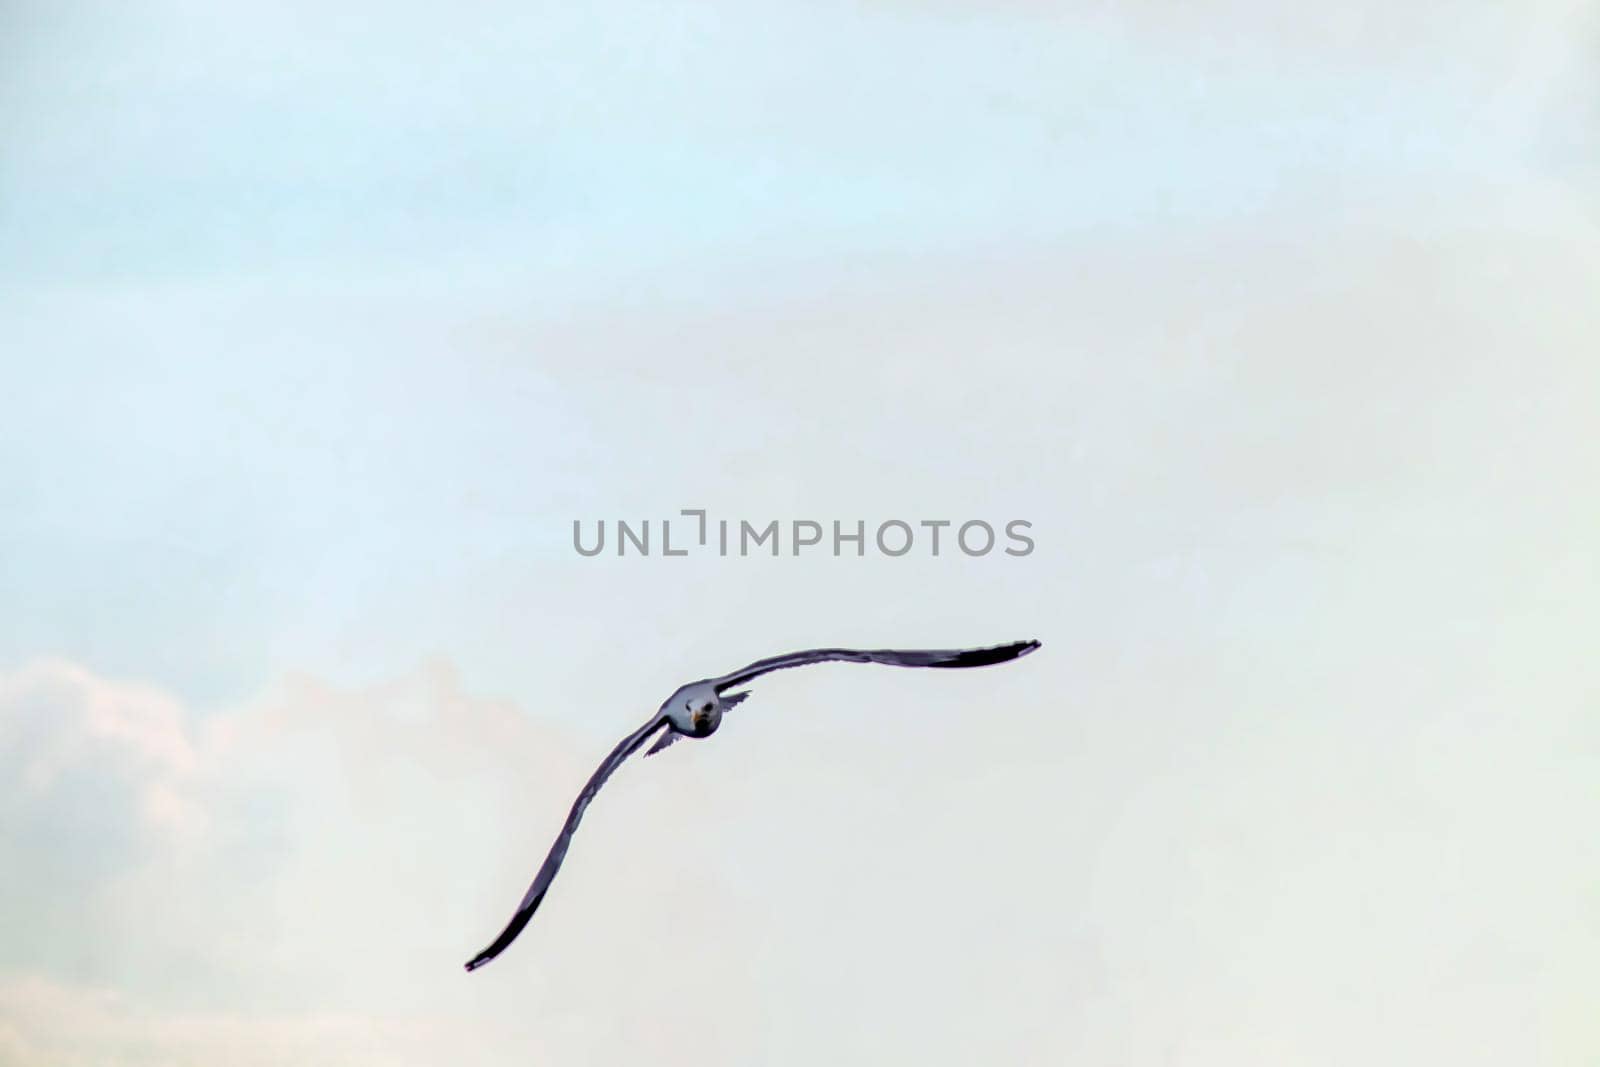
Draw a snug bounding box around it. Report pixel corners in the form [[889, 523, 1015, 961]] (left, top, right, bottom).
[[3, 0, 1592, 706], [2, 0, 1569, 288]]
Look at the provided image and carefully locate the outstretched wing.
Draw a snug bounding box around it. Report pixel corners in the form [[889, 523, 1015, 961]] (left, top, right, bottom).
[[464, 713, 668, 972], [713, 639, 1040, 692]]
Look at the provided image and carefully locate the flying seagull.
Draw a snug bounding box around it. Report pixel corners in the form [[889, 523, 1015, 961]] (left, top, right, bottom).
[[464, 639, 1036, 972], [464, 639, 1040, 972]]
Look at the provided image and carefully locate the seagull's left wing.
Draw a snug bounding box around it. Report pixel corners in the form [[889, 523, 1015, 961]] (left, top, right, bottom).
[[464, 712, 667, 972], [713, 639, 1040, 692]]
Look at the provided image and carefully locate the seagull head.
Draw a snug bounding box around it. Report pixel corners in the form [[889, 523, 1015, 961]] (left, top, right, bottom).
[[665, 682, 723, 737]]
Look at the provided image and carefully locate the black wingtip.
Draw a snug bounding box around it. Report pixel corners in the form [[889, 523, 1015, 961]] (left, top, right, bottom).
[[996, 638, 1041, 662], [464, 940, 501, 973], [463, 890, 543, 974], [941, 639, 1040, 667], [464, 941, 505, 973]]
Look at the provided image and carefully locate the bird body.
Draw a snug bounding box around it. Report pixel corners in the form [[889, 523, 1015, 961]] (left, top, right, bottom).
[[464, 638, 1039, 972], [662, 681, 723, 737]]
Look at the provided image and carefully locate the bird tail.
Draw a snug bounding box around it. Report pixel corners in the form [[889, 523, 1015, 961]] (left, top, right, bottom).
[[644, 729, 680, 757]]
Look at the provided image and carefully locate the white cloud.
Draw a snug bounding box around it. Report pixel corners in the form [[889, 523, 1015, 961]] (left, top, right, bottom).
[[0, 660, 203, 941], [0, 659, 767, 1063]]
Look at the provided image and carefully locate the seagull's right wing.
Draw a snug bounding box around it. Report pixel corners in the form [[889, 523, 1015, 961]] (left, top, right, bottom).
[[713, 639, 1040, 691], [464, 712, 668, 972]]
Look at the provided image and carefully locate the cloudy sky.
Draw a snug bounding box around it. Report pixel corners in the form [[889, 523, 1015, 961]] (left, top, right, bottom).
[[2, 1, 1598, 1063]]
